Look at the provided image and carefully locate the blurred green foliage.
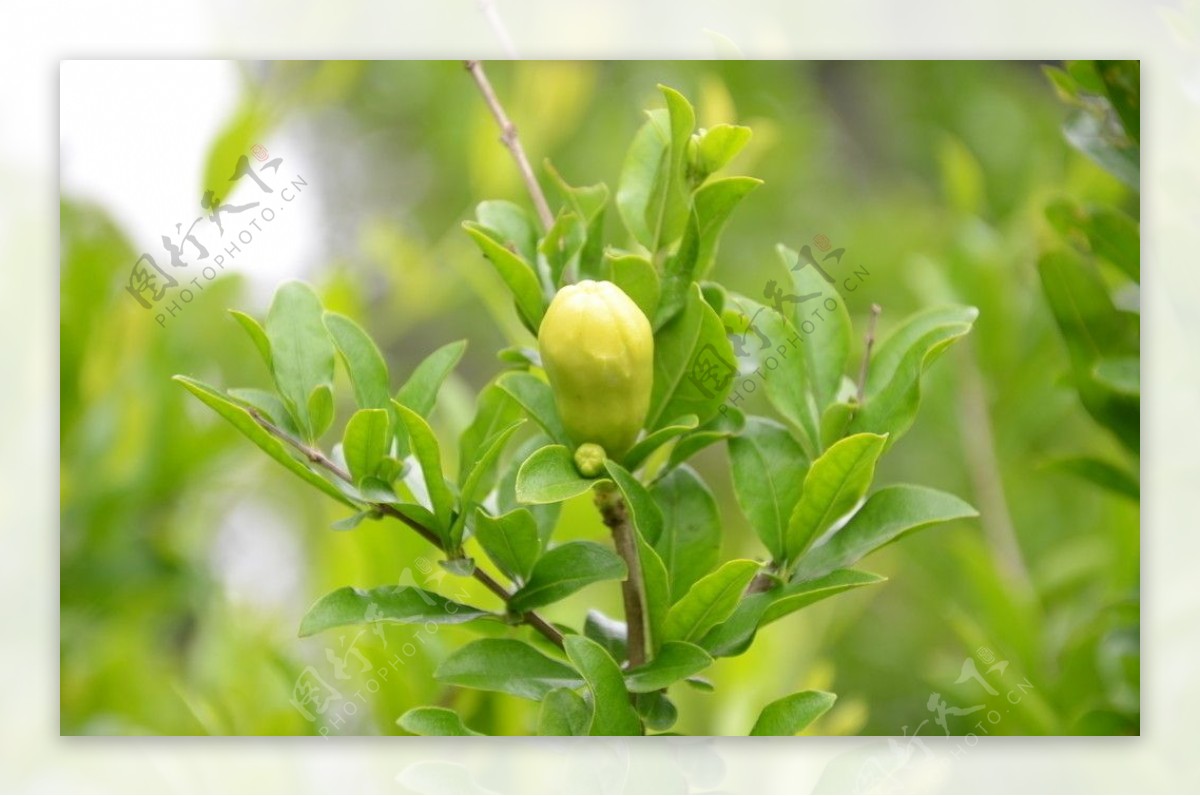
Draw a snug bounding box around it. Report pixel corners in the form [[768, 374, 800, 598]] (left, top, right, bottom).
[[61, 60, 1138, 735]]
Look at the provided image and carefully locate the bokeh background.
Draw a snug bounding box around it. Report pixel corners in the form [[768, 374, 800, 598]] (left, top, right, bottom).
[[60, 60, 1139, 737]]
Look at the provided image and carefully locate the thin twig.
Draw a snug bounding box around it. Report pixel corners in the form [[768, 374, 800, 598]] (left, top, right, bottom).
[[857, 304, 882, 403], [464, 59, 555, 232], [247, 408, 565, 649], [594, 484, 648, 668]]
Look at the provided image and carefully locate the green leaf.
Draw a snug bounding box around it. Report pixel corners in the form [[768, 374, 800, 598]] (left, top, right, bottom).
[[663, 559, 760, 643], [652, 85, 696, 252], [702, 569, 886, 657], [1045, 199, 1140, 283], [476, 199, 538, 265], [607, 253, 661, 321], [749, 690, 836, 735], [1037, 248, 1138, 451], [636, 533, 672, 653], [229, 309, 272, 368], [458, 381, 523, 485], [696, 124, 753, 177], [623, 641, 713, 693], [306, 384, 334, 440], [792, 485, 977, 582], [265, 281, 336, 442], [779, 244, 853, 413], [398, 707, 482, 736], [1045, 455, 1139, 501], [323, 312, 391, 411], [342, 408, 392, 487], [1063, 108, 1139, 189], [515, 444, 597, 505], [464, 221, 547, 331], [622, 414, 699, 471], [647, 282, 736, 431], [539, 211, 586, 289], [728, 416, 809, 562], [544, 160, 609, 281], [434, 639, 582, 701], [1096, 60, 1140, 144], [724, 293, 819, 453], [393, 401, 455, 533], [497, 436, 562, 541], [657, 177, 761, 326], [564, 635, 642, 736], [785, 433, 888, 562], [635, 691, 679, 732], [395, 340, 467, 418], [497, 371, 568, 445], [538, 687, 593, 736], [331, 511, 372, 531], [509, 541, 627, 613], [603, 461, 665, 545], [474, 507, 543, 583], [451, 420, 525, 548], [616, 109, 670, 250], [173, 376, 354, 508], [847, 305, 977, 447], [298, 585, 491, 637], [650, 466, 722, 597]]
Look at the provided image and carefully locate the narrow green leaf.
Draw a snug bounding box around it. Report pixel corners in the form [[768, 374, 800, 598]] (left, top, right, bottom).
[[616, 109, 670, 249], [538, 687, 593, 736], [398, 707, 482, 736], [749, 690, 837, 735], [497, 371, 569, 445], [229, 309, 272, 367], [476, 199, 538, 265], [847, 305, 977, 447], [650, 465, 722, 597], [728, 416, 809, 561], [564, 635, 642, 736], [474, 507, 543, 583], [608, 253, 661, 321], [538, 211, 586, 288], [544, 160, 609, 281], [624, 641, 713, 693], [667, 405, 745, 469], [342, 408, 392, 487], [298, 585, 491, 637], [1045, 455, 1139, 501], [393, 401, 455, 532], [603, 461, 665, 545], [785, 433, 888, 562], [647, 282, 736, 431], [395, 340, 467, 418], [779, 244, 852, 413], [323, 311, 391, 411], [458, 381, 523, 486], [265, 281, 336, 441], [464, 221, 547, 331], [622, 414, 699, 471], [702, 569, 886, 657], [792, 485, 978, 582], [173, 376, 354, 508], [306, 384, 334, 441], [663, 559, 760, 643], [434, 639, 582, 701], [696, 124, 753, 177], [509, 541, 627, 613], [515, 444, 597, 505], [453, 419, 525, 543]]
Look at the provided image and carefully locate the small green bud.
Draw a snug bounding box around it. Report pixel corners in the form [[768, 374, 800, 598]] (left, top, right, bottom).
[[538, 280, 654, 459], [573, 443, 607, 478]]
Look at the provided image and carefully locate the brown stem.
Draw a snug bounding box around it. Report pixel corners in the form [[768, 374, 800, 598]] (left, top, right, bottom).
[[593, 484, 647, 667], [464, 59, 555, 232], [246, 408, 565, 650]]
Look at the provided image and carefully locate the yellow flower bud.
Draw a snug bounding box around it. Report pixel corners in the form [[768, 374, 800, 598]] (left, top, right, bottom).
[[538, 280, 654, 459]]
